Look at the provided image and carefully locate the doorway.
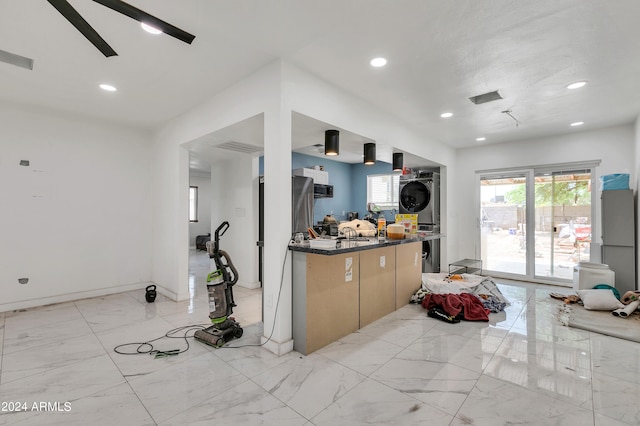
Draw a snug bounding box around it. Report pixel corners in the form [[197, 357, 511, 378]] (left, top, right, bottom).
[[478, 162, 597, 285]]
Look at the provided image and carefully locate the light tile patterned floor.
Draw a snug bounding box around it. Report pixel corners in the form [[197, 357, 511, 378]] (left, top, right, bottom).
[[0, 251, 639, 425]]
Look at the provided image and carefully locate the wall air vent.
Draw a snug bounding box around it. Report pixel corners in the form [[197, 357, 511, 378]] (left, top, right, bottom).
[[212, 140, 262, 154], [469, 90, 502, 105]]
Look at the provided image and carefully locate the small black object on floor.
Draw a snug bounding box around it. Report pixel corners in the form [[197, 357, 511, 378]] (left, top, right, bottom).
[[145, 285, 157, 303], [427, 307, 461, 324]]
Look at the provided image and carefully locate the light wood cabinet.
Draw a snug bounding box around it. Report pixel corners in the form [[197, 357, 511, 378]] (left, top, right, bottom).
[[292, 241, 424, 354], [359, 246, 396, 328], [293, 252, 359, 354], [395, 241, 422, 309]]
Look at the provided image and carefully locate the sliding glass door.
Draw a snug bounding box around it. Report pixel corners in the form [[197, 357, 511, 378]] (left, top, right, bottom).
[[478, 163, 596, 284], [480, 171, 529, 276], [533, 169, 593, 280]]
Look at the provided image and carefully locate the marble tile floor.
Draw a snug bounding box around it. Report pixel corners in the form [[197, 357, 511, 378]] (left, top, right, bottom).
[[0, 253, 639, 425]]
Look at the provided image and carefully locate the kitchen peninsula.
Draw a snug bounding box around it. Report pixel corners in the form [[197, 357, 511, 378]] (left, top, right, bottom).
[[289, 235, 442, 354]]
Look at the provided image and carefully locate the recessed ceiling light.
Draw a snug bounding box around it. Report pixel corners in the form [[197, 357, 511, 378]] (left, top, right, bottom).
[[476, 137, 486, 142], [141, 22, 162, 34], [370, 57, 387, 67], [566, 81, 587, 90], [570, 121, 584, 127], [99, 84, 117, 92], [440, 112, 453, 118]]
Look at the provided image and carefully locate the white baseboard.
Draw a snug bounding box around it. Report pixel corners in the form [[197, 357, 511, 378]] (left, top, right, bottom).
[[238, 280, 261, 290], [260, 336, 294, 356], [154, 283, 180, 301], [0, 281, 154, 313]]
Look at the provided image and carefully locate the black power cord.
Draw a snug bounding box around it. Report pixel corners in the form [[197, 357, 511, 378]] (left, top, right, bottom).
[[113, 325, 210, 358], [112, 241, 289, 356]]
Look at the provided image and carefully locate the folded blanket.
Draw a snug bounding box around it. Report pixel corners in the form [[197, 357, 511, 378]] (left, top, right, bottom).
[[421, 293, 490, 321]]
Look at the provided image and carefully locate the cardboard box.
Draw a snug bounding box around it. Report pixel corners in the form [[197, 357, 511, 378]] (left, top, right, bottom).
[[395, 214, 418, 235]]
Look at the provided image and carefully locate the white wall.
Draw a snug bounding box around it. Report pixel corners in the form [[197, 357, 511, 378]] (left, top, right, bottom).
[[152, 62, 279, 303], [188, 172, 212, 247], [0, 102, 153, 311], [455, 124, 635, 262], [210, 156, 260, 289]]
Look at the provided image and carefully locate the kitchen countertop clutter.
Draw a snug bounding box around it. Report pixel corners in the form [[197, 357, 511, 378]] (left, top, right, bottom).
[[289, 233, 443, 255]]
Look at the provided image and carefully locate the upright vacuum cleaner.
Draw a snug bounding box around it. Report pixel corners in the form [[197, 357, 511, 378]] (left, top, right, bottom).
[[194, 221, 243, 347]]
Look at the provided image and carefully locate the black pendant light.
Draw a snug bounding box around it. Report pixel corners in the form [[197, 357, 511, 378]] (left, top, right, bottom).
[[364, 142, 376, 165], [392, 152, 403, 171], [325, 129, 339, 156]]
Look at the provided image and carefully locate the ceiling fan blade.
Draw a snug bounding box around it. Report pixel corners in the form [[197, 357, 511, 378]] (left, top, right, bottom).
[[0, 49, 34, 70], [92, 0, 196, 45], [47, 0, 118, 57]]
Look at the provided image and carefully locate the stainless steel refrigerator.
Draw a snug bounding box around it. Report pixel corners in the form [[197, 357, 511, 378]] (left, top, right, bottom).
[[601, 189, 637, 293], [257, 175, 314, 286], [292, 175, 314, 234]]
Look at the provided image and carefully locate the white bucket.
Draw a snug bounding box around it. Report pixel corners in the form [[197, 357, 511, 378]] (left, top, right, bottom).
[[572, 262, 615, 291]]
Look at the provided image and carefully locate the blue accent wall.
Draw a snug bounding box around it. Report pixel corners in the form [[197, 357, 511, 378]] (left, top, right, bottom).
[[259, 153, 396, 225], [291, 152, 354, 224], [350, 161, 396, 223]]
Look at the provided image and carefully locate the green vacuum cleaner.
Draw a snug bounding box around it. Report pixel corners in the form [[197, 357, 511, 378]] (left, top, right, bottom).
[[194, 221, 243, 347]]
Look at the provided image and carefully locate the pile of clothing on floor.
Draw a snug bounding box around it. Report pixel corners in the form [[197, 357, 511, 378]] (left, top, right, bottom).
[[410, 273, 509, 324]]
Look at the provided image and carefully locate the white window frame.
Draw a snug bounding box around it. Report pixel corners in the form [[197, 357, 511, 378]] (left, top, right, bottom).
[[367, 173, 400, 210], [475, 160, 600, 284], [189, 186, 198, 222]]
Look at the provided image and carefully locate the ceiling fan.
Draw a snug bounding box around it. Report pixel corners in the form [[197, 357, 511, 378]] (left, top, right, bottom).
[[0, 0, 195, 70]]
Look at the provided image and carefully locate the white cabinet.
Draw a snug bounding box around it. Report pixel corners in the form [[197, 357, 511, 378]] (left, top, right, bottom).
[[293, 168, 328, 185]]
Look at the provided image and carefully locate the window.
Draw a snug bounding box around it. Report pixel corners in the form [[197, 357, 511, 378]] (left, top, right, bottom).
[[367, 174, 400, 210], [189, 186, 198, 222]]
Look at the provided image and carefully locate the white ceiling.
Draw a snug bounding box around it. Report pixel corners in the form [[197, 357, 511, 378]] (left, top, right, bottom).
[[2, 1, 640, 172]]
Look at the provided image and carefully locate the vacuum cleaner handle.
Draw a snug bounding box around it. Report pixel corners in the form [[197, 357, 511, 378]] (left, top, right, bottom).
[[214, 221, 230, 252], [215, 221, 230, 240]]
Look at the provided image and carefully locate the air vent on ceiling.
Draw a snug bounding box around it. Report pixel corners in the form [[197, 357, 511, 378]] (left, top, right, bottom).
[[0, 49, 34, 70], [213, 140, 262, 154], [469, 90, 502, 105]]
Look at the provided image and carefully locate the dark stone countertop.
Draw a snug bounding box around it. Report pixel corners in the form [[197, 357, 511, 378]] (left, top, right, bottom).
[[289, 234, 443, 256]]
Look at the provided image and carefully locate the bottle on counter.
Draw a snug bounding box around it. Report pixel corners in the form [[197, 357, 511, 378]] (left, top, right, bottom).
[[377, 216, 386, 240]]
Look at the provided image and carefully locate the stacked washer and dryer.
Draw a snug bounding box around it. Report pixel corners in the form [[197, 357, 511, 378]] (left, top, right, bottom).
[[399, 171, 441, 273]]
